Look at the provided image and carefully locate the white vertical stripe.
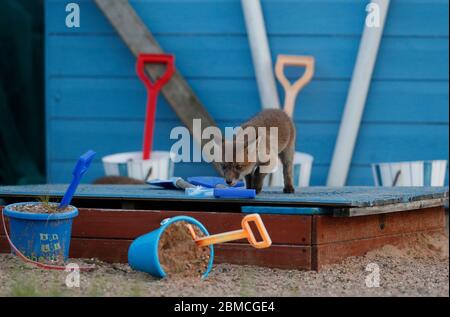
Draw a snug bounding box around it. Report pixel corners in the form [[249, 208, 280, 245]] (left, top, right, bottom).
[[327, 0, 391, 186]]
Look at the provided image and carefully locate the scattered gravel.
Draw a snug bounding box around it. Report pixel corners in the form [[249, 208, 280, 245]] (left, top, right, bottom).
[[0, 232, 448, 297]]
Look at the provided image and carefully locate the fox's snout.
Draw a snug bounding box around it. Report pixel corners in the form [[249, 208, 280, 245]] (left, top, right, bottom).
[[221, 163, 244, 186], [223, 170, 240, 186]]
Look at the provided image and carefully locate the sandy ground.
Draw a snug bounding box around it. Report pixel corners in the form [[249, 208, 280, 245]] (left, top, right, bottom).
[[0, 232, 448, 297]]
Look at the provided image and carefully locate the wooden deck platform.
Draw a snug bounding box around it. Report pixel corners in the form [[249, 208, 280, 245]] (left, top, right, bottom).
[[0, 185, 448, 270]]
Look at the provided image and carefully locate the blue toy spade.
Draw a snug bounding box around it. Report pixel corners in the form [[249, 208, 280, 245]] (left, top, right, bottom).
[[59, 150, 96, 209]]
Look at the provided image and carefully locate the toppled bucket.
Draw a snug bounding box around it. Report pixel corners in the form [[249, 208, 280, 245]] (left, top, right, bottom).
[[128, 216, 214, 279], [102, 151, 174, 181]]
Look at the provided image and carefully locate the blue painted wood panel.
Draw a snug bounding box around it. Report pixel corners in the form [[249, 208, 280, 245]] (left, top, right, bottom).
[[46, 118, 448, 185], [47, 35, 449, 80], [48, 78, 449, 123], [48, 119, 449, 163], [46, 119, 448, 163], [46, 0, 449, 36], [241, 206, 332, 215], [45, 0, 449, 185]]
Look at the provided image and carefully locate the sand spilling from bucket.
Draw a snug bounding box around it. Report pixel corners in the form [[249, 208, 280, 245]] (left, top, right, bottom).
[[158, 221, 210, 278], [9, 203, 74, 214]]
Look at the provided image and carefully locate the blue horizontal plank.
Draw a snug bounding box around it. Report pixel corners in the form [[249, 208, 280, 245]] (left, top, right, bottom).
[[45, 0, 449, 36], [241, 206, 332, 215], [47, 77, 261, 121], [47, 77, 449, 123], [46, 119, 449, 166], [46, 34, 449, 80]]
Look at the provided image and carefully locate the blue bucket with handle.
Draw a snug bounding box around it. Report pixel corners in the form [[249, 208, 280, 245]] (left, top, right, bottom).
[[128, 216, 214, 279], [3, 202, 78, 262]]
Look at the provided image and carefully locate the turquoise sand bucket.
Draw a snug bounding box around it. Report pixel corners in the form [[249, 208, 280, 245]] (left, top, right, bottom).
[[3, 202, 78, 262], [128, 216, 214, 279]]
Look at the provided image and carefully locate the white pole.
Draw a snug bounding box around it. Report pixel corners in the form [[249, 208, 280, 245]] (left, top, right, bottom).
[[327, 0, 390, 186], [241, 0, 280, 109]]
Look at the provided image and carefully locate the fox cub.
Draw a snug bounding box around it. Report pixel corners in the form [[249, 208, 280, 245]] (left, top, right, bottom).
[[219, 109, 296, 194]]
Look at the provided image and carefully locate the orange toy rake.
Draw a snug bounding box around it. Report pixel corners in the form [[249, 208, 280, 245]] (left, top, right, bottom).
[[186, 214, 272, 249]]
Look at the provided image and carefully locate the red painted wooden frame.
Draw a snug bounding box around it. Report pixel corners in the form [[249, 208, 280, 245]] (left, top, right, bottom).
[[0, 206, 445, 270]]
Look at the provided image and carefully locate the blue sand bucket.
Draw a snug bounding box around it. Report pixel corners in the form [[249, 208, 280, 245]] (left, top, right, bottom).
[[128, 216, 214, 279], [4, 202, 78, 262]]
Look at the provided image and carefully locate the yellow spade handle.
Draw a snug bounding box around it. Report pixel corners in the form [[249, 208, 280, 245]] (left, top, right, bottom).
[[275, 55, 315, 118], [187, 214, 272, 249]]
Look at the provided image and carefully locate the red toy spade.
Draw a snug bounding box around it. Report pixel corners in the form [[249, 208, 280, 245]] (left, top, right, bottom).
[[136, 53, 175, 160]]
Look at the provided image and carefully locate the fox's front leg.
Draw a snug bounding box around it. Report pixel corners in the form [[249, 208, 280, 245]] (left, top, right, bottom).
[[245, 168, 265, 194], [279, 145, 295, 193], [251, 167, 267, 194], [245, 174, 254, 189]]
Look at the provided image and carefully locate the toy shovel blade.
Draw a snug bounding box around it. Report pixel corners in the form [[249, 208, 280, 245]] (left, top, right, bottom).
[[59, 150, 96, 209], [147, 177, 195, 190], [275, 55, 314, 118], [187, 214, 272, 249]]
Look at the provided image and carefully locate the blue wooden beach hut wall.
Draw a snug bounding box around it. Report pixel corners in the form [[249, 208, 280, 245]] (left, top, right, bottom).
[[45, 0, 449, 185]]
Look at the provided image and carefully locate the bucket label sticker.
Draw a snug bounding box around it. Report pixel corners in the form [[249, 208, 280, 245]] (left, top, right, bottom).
[[41, 244, 50, 253], [39, 233, 61, 256]]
